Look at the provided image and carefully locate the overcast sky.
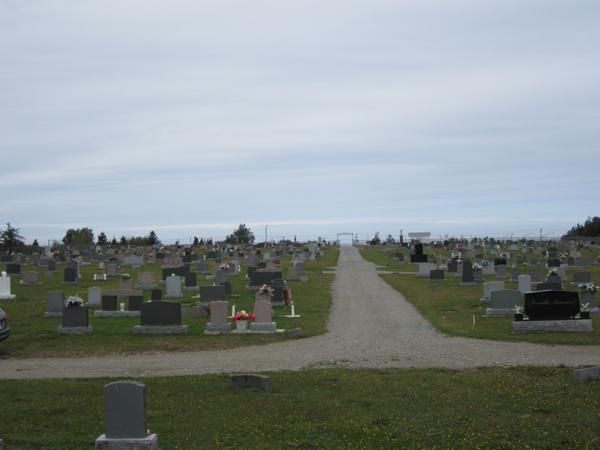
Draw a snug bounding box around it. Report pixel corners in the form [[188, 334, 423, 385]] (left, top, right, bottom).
[[2, 0, 599, 245]]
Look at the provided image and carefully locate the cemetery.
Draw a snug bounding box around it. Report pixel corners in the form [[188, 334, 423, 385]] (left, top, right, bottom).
[[1, 238, 599, 449]]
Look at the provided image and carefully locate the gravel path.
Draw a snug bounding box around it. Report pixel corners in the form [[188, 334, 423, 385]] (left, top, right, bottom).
[[1, 246, 598, 380]]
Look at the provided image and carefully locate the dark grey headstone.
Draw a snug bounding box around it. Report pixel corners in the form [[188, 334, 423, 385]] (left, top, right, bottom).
[[573, 272, 592, 283], [140, 300, 181, 326], [62, 305, 88, 327], [447, 261, 457, 273], [48, 291, 64, 312], [185, 272, 197, 287], [103, 381, 148, 439], [151, 289, 162, 300], [129, 296, 143, 311], [430, 269, 445, 280], [64, 268, 76, 282], [200, 285, 225, 302], [536, 282, 562, 291], [47, 260, 56, 271], [547, 259, 561, 268], [462, 261, 474, 283], [223, 281, 232, 297], [490, 289, 521, 309], [6, 263, 20, 275], [524, 290, 579, 320], [250, 271, 281, 287], [102, 295, 117, 311]]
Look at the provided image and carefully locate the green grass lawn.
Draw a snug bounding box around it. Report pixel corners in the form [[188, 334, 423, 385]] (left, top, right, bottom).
[[0, 366, 598, 450], [0, 248, 339, 358], [360, 245, 600, 345]]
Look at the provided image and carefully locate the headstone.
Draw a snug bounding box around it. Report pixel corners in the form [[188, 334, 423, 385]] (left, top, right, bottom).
[[487, 289, 521, 315], [45, 291, 64, 317], [573, 272, 592, 284], [223, 281, 232, 298], [215, 270, 228, 286], [165, 275, 183, 298], [536, 282, 562, 291], [88, 287, 102, 307], [129, 296, 143, 311], [136, 272, 157, 290], [287, 266, 298, 281], [198, 285, 225, 305], [530, 267, 541, 284], [205, 300, 231, 332], [196, 262, 210, 274], [6, 263, 21, 276], [102, 295, 117, 311], [251, 300, 276, 331], [184, 272, 198, 288], [63, 268, 77, 284], [496, 265, 507, 279], [417, 263, 436, 278], [410, 243, 428, 263], [461, 261, 476, 286], [429, 269, 445, 282], [447, 261, 457, 273], [47, 260, 56, 272], [67, 260, 80, 279], [481, 282, 504, 304], [61, 304, 89, 329], [140, 301, 182, 326], [151, 289, 162, 301], [20, 271, 41, 286], [524, 290, 579, 319], [96, 381, 157, 449], [518, 275, 532, 295]]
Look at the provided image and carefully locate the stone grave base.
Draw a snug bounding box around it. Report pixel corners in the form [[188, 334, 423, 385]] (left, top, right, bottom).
[[282, 314, 301, 318], [573, 367, 600, 384], [58, 325, 93, 335], [44, 312, 62, 318], [299, 276, 309, 282], [0, 295, 16, 300], [86, 302, 102, 308], [133, 325, 188, 335], [205, 275, 216, 281], [20, 281, 42, 286], [61, 282, 78, 286], [429, 279, 446, 282], [245, 286, 260, 290], [460, 282, 476, 287], [94, 311, 141, 317], [183, 286, 199, 291], [205, 328, 285, 335], [96, 433, 158, 450], [135, 284, 157, 290], [205, 323, 232, 332], [496, 276, 508, 279], [287, 277, 299, 282], [93, 275, 106, 281], [251, 322, 277, 332], [165, 294, 184, 298], [191, 306, 204, 318], [485, 308, 514, 316], [585, 308, 599, 315], [512, 319, 592, 332], [479, 298, 492, 304]]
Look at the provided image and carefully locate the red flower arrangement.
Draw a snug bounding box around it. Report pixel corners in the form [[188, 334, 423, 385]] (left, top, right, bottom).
[[232, 311, 255, 321]]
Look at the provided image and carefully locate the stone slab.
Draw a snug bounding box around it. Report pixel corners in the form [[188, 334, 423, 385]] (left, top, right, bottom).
[[95, 434, 158, 450], [205, 323, 232, 332], [485, 308, 516, 316], [230, 374, 273, 392], [58, 325, 93, 335], [512, 319, 592, 332], [44, 312, 62, 318], [133, 326, 188, 335], [572, 367, 600, 384], [251, 322, 277, 332]]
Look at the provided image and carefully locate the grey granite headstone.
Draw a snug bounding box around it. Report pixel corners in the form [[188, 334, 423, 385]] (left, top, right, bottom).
[[490, 289, 521, 311], [573, 272, 592, 284], [518, 275, 532, 294], [46, 291, 64, 317], [140, 301, 181, 326], [429, 269, 445, 281], [64, 268, 76, 283], [103, 381, 148, 439], [88, 287, 102, 307]]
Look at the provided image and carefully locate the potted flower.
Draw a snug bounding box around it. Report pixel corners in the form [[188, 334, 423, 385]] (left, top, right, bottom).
[[220, 263, 229, 271], [471, 263, 483, 280], [579, 283, 598, 311], [232, 310, 255, 330], [256, 284, 274, 301]]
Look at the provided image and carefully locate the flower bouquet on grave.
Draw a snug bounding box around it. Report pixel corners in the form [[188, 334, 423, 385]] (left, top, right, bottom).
[[481, 260, 490, 267], [121, 273, 131, 280], [232, 311, 255, 321], [258, 284, 274, 297], [220, 263, 229, 271], [549, 268, 559, 276], [1, 271, 6, 277], [65, 295, 84, 308], [472, 264, 482, 271], [579, 283, 599, 293]]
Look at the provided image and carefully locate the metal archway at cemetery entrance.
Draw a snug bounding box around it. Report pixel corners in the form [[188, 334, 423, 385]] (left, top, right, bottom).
[[337, 233, 356, 246]]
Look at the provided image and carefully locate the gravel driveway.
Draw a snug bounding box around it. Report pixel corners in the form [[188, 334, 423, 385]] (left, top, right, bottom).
[[1, 246, 598, 380]]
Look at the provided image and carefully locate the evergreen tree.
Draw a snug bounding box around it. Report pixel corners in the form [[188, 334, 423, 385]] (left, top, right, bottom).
[[0, 222, 26, 247], [97, 232, 108, 245]]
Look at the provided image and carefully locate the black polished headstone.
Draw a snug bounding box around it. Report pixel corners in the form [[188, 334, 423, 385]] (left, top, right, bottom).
[[462, 261, 474, 282], [223, 281, 232, 297], [102, 295, 117, 311], [151, 289, 162, 300], [200, 285, 225, 302], [250, 271, 281, 287], [410, 243, 428, 263], [430, 269, 445, 280], [129, 295, 143, 311], [524, 290, 579, 320], [547, 259, 561, 268], [185, 272, 197, 287], [103, 381, 148, 439], [494, 257, 507, 266], [64, 267, 76, 282], [162, 266, 187, 281], [536, 282, 562, 291], [140, 300, 181, 326], [62, 305, 88, 327], [6, 263, 20, 275], [447, 261, 457, 273]]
